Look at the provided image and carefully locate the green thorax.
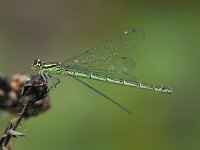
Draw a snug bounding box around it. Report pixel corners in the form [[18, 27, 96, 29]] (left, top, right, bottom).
[[42, 62, 63, 74]]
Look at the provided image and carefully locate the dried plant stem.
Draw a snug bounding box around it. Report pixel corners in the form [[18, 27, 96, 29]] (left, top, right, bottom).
[[0, 101, 29, 150]]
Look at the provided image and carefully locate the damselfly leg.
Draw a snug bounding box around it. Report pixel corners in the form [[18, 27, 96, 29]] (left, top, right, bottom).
[[39, 71, 60, 92]]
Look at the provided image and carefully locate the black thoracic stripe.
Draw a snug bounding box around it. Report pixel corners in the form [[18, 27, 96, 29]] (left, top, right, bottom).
[[43, 63, 58, 69]]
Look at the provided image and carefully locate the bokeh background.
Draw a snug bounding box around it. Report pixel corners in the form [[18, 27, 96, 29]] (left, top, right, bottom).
[[0, 0, 200, 150]]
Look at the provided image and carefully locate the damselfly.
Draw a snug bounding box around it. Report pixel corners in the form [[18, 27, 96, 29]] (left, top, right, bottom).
[[31, 28, 172, 114]]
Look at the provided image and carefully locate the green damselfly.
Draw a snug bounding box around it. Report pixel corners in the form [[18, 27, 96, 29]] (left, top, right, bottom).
[[31, 28, 172, 114]]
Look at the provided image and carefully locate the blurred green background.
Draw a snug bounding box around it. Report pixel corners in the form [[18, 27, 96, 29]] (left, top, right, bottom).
[[0, 0, 200, 150]]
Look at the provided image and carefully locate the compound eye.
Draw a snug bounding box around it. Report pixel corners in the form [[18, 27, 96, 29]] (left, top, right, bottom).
[[32, 60, 37, 65]]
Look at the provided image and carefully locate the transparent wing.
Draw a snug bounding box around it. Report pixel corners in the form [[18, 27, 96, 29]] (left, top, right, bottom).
[[62, 28, 144, 81], [63, 57, 137, 80]]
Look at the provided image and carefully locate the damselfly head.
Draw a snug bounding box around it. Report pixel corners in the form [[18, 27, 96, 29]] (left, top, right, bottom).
[[31, 59, 43, 71]]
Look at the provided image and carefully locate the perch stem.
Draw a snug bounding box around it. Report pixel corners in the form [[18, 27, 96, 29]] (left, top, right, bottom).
[[0, 101, 29, 149]]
